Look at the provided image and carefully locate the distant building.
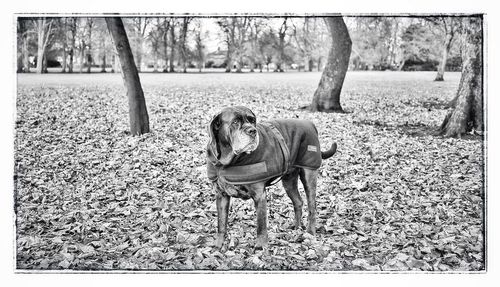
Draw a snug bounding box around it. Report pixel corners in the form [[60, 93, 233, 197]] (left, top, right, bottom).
[[205, 47, 228, 68]]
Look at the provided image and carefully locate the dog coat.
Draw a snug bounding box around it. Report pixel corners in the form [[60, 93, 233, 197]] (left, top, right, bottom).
[[207, 119, 322, 185]]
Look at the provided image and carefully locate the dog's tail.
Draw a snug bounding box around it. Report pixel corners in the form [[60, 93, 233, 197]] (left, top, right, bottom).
[[321, 142, 337, 159]]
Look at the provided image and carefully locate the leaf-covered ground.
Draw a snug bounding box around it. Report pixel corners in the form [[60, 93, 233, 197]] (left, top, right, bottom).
[[15, 71, 484, 271]]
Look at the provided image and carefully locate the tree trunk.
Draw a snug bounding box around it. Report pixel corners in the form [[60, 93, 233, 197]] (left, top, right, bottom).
[[435, 33, 454, 81], [310, 17, 352, 113], [62, 48, 67, 73], [68, 19, 76, 73], [42, 56, 48, 73], [36, 18, 52, 74], [87, 23, 92, 74], [17, 53, 23, 73], [101, 54, 107, 72], [35, 20, 44, 74], [61, 18, 67, 73], [235, 56, 243, 73], [106, 17, 150, 136], [136, 40, 143, 72], [440, 17, 483, 137], [225, 50, 232, 73], [79, 41, 84, 73], [180, 18, 189, 74], [153, 50, 158, 72], [68, 49, 74, 73], [162, 20, 169, 73], [23, 37, 30, 72], [86, 53, 92, 73], [169, 26, 176, 72]]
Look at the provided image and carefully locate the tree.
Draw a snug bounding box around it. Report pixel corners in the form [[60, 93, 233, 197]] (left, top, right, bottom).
[[274, 17, 290, 72], [91, 18, 113, 73], [160, 17, 171, 72], [76, 18, 87, 73], [35, 18, 53, 74], [233, 17, 252, 72], [292, 17, 314, 72], [60, 18, 68, 73], [106, 17, 150, 136], [85, 18, 95, 73], [169, 19, 178, 72], [426, 17, 461, 81], [310, 17, 352, 112], [17, 18, 32, 73], [217, 18, 237, 72], [179, 17, 193, 73], [148, 18, 164, 73], [193, 19, 207, 72], [440, 16, 483, 137], [348, 17, 401, 70], [128, 18, 150, 72], [257, 28, 275, 72], [246, 18, 268, 72], [67, 18, 77, 73]]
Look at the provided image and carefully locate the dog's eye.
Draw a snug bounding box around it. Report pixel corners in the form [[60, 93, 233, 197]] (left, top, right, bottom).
[[248, 117, 256, 124], [232, 119, 239, 126]]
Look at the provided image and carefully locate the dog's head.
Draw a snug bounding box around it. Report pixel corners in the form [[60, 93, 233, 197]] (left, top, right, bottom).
[[208, 106, 260, 165]]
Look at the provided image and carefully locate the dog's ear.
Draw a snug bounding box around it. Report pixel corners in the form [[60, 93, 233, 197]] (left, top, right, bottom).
[[208, 113, 222, 159], [207, 112, 235, 166]]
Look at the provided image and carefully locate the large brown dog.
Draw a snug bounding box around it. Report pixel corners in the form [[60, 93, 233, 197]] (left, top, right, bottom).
[[206, 106, 336, 249]]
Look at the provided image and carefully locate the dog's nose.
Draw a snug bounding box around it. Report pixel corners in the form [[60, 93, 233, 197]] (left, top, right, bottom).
[[247, 128, 257, 137]]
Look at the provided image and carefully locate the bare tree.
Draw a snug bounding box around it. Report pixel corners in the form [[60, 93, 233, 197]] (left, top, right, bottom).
[[17, 18, 32, 73], [292, 17, 315, 72], [129, 18, 150, 72], [169, 19, 178, 72], [60, 18, 68, 73], [427, 17, 461, 81], [193, 19, 207, 72], [76, 18, 87, 73], [217, 18, 238, 72], [34, 18, 53, 74], [67, 18, 77, 73], [274, 17, 290, 72], [440, 16, 483, 137], [148, 18, 164, 72], [233, 17, 252, 72], [106, 17, 150, 136], [161, 18, 171, 72], [246, 18, 268, 72], [85, 18, 94, 73], [179, 17, 193, 73], [310, 16, 352, 112]]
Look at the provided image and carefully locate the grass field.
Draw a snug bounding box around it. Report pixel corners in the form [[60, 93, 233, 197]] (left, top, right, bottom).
[[14, 71, 484, 271]]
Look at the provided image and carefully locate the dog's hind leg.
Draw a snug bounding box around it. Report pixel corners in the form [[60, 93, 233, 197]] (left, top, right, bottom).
[[282, 168, 304, 230], [299, 168, 318, 235]]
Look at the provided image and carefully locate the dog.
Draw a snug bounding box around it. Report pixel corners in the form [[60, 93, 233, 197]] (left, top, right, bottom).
[[206, 106, 337, 249]]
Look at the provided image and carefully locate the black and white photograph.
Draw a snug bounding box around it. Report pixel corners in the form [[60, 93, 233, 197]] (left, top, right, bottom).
[[7, 1, 495, 280]]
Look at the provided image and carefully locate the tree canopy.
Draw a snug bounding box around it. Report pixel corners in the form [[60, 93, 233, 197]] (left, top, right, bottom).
[[17, 16, 463, 73]]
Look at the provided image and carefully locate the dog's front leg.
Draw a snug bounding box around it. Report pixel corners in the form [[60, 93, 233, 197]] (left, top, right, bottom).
[[215, 191, 230, 249], [250, 183, 268, 249]]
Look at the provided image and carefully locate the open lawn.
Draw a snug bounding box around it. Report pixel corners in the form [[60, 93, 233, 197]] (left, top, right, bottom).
[[14, 71, 484, 271]]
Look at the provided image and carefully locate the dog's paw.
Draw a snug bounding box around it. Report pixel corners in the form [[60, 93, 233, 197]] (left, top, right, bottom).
[[214, 234, 225, 249], [306, 226, 316, 236], [254, 235, 268, 250], [284, 222, 305, 231]]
